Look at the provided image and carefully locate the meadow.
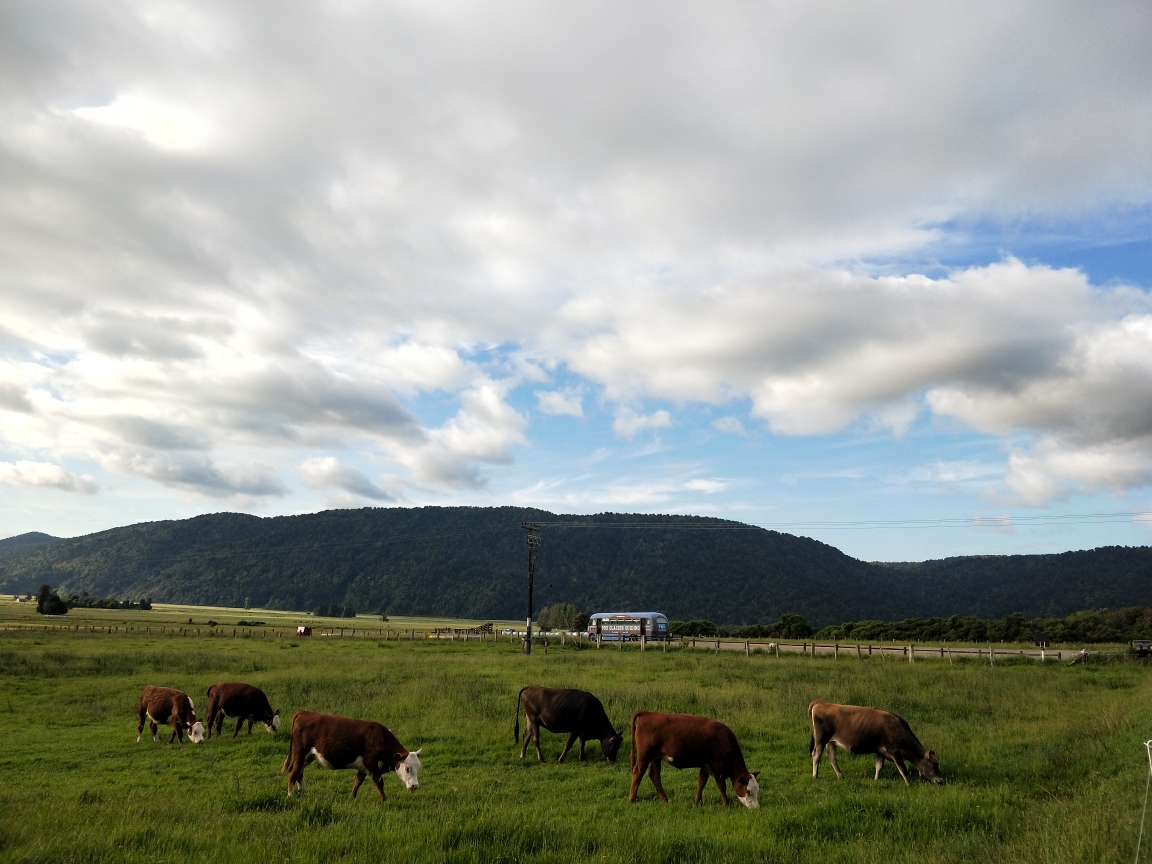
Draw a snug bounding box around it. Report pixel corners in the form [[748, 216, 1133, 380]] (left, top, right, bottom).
[[0, 601, 1149, 864]]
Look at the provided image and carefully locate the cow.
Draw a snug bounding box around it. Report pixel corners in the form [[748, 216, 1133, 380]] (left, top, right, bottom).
[[136, 686, 205, 744], [205, 682, 281, 739], [628, 711, 759, 807], [514, 686, 624, 764], [808, 700, 943, 785], [282, 710, 421, 801]]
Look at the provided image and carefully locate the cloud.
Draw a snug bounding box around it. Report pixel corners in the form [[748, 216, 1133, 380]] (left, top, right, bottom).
[[685, 478, 729, 494], [612, 408, 672, 439], [299, 457, 392, 501], [712, 416, 746, 435], [102, 451, 287, 497], [0, 460, 98, 494], [535, 388, 584, 417], [0, 1, 1147, 515]]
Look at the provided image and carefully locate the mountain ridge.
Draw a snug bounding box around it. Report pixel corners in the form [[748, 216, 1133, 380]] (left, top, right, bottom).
[[0, 507, 1147, 626]]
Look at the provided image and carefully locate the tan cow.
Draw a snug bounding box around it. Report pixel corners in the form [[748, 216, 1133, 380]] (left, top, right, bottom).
[[137, 686, 205, 744], [808, 700, 942, 785], [629, 711, 759, 807]]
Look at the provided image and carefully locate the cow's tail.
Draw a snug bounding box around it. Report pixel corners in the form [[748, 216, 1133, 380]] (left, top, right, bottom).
[[514, 687, 526, 744], [807, 701, 817, 755]]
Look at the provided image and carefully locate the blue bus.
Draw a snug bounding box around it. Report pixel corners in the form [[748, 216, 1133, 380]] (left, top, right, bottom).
[[587, 611, 669, 641]]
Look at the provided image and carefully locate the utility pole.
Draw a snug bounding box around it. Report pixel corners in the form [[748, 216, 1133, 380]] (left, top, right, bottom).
[[521, 522, 541, 654]]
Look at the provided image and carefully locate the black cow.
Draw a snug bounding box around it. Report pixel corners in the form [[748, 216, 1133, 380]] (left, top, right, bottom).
[[514, 686, 623, 763]]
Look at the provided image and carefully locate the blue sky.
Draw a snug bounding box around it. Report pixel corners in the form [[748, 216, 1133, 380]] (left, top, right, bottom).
[[1, 1, 1149, 561]]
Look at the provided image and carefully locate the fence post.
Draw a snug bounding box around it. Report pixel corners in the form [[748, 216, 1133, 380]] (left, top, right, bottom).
[[856, 643, 862, 660], [715, 639, 720, 654], [745, 640, 750, 657], [946, 644, 953, 665], [775, 642, 780, 658], [909, 645, 914, 664], [640, 633, 645, 652], [989, 647, 995, 666], [834, 642, 839, 660]]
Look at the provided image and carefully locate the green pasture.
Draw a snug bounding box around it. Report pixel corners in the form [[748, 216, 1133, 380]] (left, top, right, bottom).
[[0, 608, 1149, 864]]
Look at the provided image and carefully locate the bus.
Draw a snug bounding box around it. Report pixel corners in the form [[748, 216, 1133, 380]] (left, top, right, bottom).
[[587, 612, 669, 642]]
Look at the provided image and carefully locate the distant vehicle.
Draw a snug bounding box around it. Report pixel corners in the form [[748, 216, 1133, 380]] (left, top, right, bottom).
[[296, 626, 312, 637], [587, 612, 668, 641]]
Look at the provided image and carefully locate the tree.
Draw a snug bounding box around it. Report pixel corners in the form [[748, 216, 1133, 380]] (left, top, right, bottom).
[[36, 584, 67, 616]]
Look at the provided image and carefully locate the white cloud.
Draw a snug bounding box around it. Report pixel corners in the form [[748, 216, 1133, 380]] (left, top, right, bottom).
[[612, 408, 672, 439], [0, 1, 1147, 518], [72, 94, 216, 151], [0, 461, 98, 494], [299, 457, 392, 501], [712, 416, 746, 436], [535, 388, 584, 418], [685, 478, 729, 494]]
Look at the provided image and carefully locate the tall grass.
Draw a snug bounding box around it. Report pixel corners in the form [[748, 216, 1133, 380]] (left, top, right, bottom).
[[0, 627, 1147, 863]]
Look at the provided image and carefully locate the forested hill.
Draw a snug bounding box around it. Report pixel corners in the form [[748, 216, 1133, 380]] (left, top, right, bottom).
[[0, 507, 1147, 626]]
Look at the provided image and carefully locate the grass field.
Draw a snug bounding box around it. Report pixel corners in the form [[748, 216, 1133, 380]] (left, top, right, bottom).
[[1, 601, 1149, 864]]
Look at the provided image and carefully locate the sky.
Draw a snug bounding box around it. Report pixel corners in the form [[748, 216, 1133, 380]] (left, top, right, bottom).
[[1, 0, 1150, 562]]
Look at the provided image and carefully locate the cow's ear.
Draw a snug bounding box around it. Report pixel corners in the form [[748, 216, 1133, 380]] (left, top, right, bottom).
[[274, 709, 280, 717], [752, 771, 761, 778], [926, 750, 936, 759], [394, 752, 405, 766], [412, 748, 422, 756]]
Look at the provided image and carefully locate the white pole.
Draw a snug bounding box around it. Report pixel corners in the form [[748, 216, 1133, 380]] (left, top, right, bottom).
[[1135, 741, 1152, 864]]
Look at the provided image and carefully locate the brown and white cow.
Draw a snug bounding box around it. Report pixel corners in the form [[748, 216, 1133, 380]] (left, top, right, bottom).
[[136, 686, 205, 744], [515, 686, 624, 763], [282, 710, 421, 800], [808, 700, 943, 785], [205, 682, 280, 739], [628, 711, 760, 807]]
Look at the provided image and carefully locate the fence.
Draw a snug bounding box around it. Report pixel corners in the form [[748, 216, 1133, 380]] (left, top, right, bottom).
[[0, 622, 1131, 662]]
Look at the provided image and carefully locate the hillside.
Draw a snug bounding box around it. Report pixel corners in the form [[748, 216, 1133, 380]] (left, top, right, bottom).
[[0, 508, 1147, 626]]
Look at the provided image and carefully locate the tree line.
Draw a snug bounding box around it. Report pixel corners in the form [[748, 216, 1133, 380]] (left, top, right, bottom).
[[669, 607, 1151, 644], [32, 584, 153, 614]]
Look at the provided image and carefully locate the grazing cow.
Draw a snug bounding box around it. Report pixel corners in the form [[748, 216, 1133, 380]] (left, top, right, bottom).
[[515, 686, 624, 763], [136, 686, 205, 744], [628, 711, 759, 807], [205, 682, 281, 739], [282, 710, 421, 801], [808, 700, 943, 785]]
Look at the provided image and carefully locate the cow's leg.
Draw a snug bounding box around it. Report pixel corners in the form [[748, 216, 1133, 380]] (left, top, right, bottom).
[[351, 771, 366, 798], [825, 743, 844, 780], [214, 710, 224, 737], [695, 769, 708, 805], [557, 732, 578, 763], [892, 757, 911, 786], [712, 774, 730, 806], [169, 723, 181, 744], [233, 716, 244, 738], [247, 719, 254, 735], [647, 760, 669, 803], [532, 723, 544, 764], [370, 772, 387, 802], [628, 758, 650, 802], [150, 720, 159, 743], [286, 744, 305, 796], [137, 706, 147, 743], [874, 755, 884, 780]]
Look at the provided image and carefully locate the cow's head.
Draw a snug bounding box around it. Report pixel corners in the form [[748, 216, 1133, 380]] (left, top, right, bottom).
[[915, 750, 944, 784], [188, 721, 205, 743], [601, 732, 624, 763], [264, 710, 281, 734], [734, 771, 760, 808], [392, 748, 421, 791]]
